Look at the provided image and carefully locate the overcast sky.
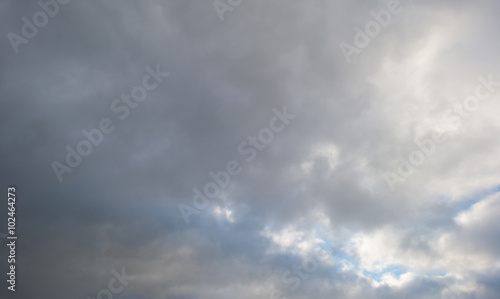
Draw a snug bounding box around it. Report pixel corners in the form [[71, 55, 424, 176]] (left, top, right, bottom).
[[1, 0, 500, 298]]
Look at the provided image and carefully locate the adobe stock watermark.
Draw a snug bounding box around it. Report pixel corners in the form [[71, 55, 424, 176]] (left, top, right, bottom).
[[7, 0, 71, 54], [213, 0, 243, 21], [0, 233, 6, 243], [385, 74, 500, 191], [51, 65, 169, 183], [178, 106, 296, 224], [340, 0, 410, 63], [270, 245, 334, 299], [87, 267, 135, 299], [443, 277, 459, 299]]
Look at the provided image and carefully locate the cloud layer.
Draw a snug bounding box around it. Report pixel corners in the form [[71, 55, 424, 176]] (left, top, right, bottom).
[[1, 0, 500, 298]]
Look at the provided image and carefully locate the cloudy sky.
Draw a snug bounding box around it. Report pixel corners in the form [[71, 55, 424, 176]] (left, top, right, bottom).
[[1, 0, 500, 298]]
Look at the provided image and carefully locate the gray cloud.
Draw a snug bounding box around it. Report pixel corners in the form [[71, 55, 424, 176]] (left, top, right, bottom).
[[0, 0, 499, 298]]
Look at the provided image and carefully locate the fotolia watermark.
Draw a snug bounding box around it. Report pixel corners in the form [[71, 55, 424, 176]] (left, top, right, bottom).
[[178, 106, 296, 224], [385, 74, 500, 191], [87, 267, 134, 299], [340, 0, 409, 63], [51, 64, 169, 183], [7, 0, 71, 54], [270, 245, 334, 299], [213, 0, 243, 21]]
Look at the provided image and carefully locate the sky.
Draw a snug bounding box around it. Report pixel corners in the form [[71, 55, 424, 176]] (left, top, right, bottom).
[[1, 0, 500, 298]]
